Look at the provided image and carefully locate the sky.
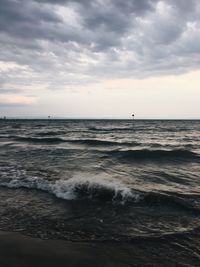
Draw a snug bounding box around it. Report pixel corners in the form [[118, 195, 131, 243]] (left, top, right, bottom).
[[0, 0, 200, 119]]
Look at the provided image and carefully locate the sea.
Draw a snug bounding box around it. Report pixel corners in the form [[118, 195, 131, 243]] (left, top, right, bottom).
[[0, 119, 200, 263]]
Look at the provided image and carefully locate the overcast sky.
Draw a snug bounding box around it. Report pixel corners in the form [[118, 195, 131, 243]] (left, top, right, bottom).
[[0, 0, 200, 119]]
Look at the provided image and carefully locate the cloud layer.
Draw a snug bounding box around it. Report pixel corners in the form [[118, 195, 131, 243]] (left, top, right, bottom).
[[0, 0, 200, 100]]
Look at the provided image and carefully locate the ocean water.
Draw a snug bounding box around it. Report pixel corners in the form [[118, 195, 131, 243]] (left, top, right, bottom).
[[0, 119, 200, 245]]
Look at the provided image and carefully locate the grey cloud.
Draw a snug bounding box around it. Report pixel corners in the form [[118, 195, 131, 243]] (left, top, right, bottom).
[[0, 0, 157, 44], [0, 0, 61, 23], [81, 0, 155, 32], [0, 88, 22, 94], [0, 0, 200, 92], [0, 0, 61, 34], [168, 0, 197, 14]]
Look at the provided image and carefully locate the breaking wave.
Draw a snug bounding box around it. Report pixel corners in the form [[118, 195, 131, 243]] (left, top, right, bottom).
[[0, 176, 140, 203], [0, 176, 198, 212]]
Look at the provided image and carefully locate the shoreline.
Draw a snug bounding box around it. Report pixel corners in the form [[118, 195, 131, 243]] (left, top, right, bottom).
[[0, 231, 135, 267], [0, 230, 200, 266]]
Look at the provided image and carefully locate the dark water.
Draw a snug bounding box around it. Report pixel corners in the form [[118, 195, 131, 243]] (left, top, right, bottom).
[[0, 119, 200, 246]]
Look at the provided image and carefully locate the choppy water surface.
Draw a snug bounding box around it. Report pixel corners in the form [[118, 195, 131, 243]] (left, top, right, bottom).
[[0, 119, 200, 243]]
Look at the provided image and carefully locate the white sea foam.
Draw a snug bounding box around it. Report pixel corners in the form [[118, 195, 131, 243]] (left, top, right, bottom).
[[0, 175, 141, 203], [52, 176, 140, 202]]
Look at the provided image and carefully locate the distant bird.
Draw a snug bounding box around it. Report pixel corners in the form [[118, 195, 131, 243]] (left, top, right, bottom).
[[48, 116, 51, 119], [132, 114, 135, 119]]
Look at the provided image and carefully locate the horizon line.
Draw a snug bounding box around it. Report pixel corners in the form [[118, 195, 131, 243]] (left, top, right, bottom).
[[1, 117, 200, 121]]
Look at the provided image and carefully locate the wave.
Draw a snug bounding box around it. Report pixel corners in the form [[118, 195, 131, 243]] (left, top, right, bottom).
[[13, 136, 65, 143], [0, 177, 199, 212], [88, 126, 198, 133], [2, 135, 139, 146], [70, 139, 119, 146], [36, 131, 65, 136], [89, 127, 134, 132], [140, 192, 199, 213], [1, 172, 199, 212], [0, 134, 10, 139], [69, 139, 139, 146], [107, 149, 199, 161], [0, 176, 140, 203]]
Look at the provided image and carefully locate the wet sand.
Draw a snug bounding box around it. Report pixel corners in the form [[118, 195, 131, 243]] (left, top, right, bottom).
[[0, 231, 136, 267], [0, 231, 132, 267], [1, 231, 200, 266]]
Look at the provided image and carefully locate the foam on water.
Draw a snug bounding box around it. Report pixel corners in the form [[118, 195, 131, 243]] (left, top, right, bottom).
[[0, 175, 141, 203], [53, 176, 140, 202]]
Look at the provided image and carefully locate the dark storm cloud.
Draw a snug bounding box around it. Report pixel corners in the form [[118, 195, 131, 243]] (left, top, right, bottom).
[[0, 0, 70, 42], [0, 0, 200, 91], [79, 0, 155, 32], [0, 0, 156, 47], [0, 0, 61, 34]]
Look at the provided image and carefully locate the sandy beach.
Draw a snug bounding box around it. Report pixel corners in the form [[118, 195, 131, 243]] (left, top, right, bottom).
[[1, 230, 200, 267], [0, 231, 139, 267]]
